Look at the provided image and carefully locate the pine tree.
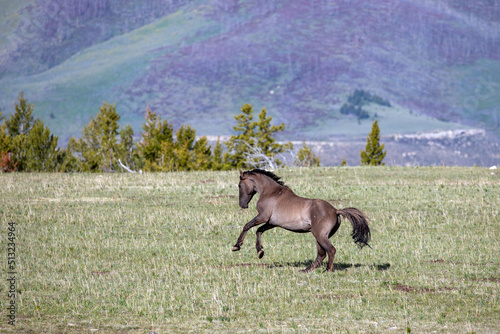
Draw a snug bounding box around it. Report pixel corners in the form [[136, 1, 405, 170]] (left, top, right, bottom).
[[69, 121, 99, 172], [210, 137, 224, 171], [24, 120, 59, 172], [0, 93, 62, 172], [71, 101, 123, 172], [0, 111, 15, 171], [97, 102, 120, 171], [4, 92, 40, 171], [191, 136, 212, 171], [56, 144, 81, 172], [173, 125, 196, 171], [360, 120, 386, 166], [138, 106, 174, 171], [118, 124, 140, 171], [223, 103, 255, 169], [254, 107, 292, 166], [6, 92, 34, 137], [224, 104, 291, 169], [170, 125, 212, 171], [0, 111, 12, 156], [295, 141, 320, 167]]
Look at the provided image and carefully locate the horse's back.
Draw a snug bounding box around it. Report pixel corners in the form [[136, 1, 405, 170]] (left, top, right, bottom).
[[267, 191, 337, 233]]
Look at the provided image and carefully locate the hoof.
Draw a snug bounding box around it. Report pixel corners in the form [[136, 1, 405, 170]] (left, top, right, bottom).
[[232, 245, 241, 252], [300, 267, 312, 273], [257, 250, 264, 259]]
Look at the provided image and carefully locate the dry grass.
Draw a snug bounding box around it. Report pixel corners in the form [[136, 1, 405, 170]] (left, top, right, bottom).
[[0, 167, 498, 333]]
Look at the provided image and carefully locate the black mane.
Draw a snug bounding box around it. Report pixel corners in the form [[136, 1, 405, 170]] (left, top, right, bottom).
[[244, 169, 286, 186]]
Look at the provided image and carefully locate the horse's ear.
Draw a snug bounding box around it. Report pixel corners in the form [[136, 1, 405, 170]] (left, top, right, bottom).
[[239, 169, 243, 178]]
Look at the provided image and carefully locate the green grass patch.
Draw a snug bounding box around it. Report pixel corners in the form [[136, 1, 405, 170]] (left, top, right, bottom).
[[453, 58, 500, 134], [0, 167, 498, 333]]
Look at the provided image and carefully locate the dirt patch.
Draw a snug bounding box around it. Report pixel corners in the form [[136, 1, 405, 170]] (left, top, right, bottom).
[[35, 197, 123, 203], [393, 284, 457, 293], [91, 271, 111, 276], [394, 284, 421, 293], [328, 199, 349, 205], [206, 194, 238, 205], [317, 294, 357, 300], [427, 259, 498, 266], [468, 277, 500, 283], [206, 195, 237, 200], [482, 277, 500, 282], [429, 259, 446, 263], [216, 263, 278, 269]]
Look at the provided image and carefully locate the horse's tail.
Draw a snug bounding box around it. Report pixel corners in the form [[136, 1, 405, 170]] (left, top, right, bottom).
[[337, 207, 372, 249]]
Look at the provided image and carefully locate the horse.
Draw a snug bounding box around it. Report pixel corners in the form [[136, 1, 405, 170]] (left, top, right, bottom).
[[232, 169, 371, 272]]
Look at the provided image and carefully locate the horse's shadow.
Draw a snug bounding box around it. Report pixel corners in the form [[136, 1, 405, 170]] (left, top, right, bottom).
[[266, 261, 391, 271]]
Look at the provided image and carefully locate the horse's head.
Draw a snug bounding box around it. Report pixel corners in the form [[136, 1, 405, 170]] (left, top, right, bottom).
[[238, 170, 256, 209]]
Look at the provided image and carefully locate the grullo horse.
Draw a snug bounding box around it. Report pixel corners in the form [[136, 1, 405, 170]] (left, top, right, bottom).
[[232, 169, 371, 272]]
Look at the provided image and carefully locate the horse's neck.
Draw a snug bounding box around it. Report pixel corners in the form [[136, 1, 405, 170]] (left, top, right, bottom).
[[255, 175, 283, 196]]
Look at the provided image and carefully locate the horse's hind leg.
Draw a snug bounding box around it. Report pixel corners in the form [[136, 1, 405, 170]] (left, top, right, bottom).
[[305, 216, 338, 272], [305, 231, 337, 272], [328, 217, 341, 239], [256, 223, 275, 259], [300, 241, 326, 273], [318, 236, 336, 272]]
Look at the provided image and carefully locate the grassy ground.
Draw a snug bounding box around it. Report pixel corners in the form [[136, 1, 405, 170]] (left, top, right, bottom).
[[0, 167, 498, 333]]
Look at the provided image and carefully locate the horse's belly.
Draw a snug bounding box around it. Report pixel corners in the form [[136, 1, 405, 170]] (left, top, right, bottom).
[[270, 214, 311, 232]]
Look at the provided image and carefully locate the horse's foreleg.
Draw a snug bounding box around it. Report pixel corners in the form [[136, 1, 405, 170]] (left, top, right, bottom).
[[255, 223, 275, 259], [232, 216, 267, 252]]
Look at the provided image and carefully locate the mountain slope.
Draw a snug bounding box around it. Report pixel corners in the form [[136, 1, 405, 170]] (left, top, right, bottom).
[[0, 0, 499, 145], [0, 0, 196, 77]]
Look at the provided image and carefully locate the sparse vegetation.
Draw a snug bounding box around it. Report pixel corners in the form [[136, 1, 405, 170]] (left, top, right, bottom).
[[0, 167, 498, 333], [294, 141, 321, 167]]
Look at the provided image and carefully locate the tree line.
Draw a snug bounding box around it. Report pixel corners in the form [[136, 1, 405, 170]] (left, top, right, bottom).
[[0, 92, 321, 172], [339, 89, 391, 121]]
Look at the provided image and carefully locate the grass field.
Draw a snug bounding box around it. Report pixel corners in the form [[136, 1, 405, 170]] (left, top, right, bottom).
[[0, 167, 498, 333]]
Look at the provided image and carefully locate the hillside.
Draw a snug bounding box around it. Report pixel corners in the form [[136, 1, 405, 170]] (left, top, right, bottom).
[[0, 0, 499, 165]]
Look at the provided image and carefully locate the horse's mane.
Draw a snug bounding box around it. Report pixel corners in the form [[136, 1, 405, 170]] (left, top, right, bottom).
[[244, 169, 286, 186]]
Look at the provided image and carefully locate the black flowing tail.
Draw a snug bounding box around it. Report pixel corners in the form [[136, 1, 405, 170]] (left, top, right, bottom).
[[337, 208, 372, 249]]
